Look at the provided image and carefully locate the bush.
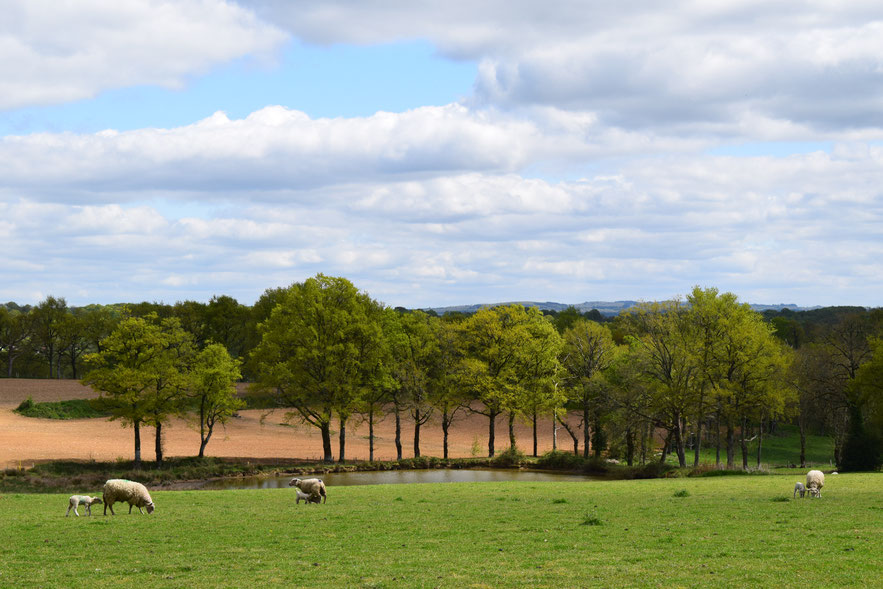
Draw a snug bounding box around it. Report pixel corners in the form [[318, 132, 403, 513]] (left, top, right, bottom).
[[536, 450, 584, 470], [490, 447, 527, 468], [15, 397, 35, 412], [673, 489, 690, 497]]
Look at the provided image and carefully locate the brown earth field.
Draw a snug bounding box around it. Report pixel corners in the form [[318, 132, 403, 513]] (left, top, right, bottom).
[[0, 379, 577, 468]]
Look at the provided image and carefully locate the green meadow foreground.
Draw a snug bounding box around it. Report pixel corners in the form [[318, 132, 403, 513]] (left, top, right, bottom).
[[2, 474, 881, 588]]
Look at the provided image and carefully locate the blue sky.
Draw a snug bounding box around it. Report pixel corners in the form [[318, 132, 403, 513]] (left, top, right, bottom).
[[2, 1, 882, 308]]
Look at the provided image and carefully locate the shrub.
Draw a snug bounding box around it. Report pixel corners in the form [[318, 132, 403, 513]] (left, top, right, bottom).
[[673, 489, 690, 498], [536, 450, 583, 470], [490, 447, 527, 468], [15, 397, 35, 412]]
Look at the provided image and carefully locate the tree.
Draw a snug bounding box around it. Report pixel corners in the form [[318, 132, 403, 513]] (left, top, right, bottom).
[[0, 307, 34, 378], [620, 300, 699, 468], [518, 316, 564, 456], [430, 319, 472, 459], [189, 343, 243, 458], [144, 317, 196, 465], [560, 319, 616, 458], [32, 296, 68, 378], [83, 316, 165, 467], [459, 305, 554, 456], [250, 274, 385, 463], [387, 310, 439, 457]]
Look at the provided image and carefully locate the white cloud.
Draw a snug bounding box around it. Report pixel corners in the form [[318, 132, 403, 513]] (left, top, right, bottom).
[[247, 1, 883, 140], [0, 0, 288, 110]]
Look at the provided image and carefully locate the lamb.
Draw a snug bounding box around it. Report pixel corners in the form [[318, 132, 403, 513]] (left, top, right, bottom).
[[294, 488, 322, 504], [289, 477, 327, 504], [102, 479, 155, 515], [806, 470, 825, 498], [793, 482, 806, 499], [65, 495, 102, 517]]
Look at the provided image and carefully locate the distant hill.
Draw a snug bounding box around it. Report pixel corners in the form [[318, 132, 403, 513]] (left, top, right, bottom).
[[426, 301, 821, 317]]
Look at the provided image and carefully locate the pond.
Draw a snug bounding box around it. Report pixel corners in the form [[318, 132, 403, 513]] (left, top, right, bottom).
[[198, 469, 595, 490]]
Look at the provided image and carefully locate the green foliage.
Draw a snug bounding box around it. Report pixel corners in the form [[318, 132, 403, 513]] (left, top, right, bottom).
[[14, 398, 109, 420], [536, 450, 584, 470], [15, 396, 35, 412], [673, 488, 690, 497], [250, 274, 386, 462], [489, 446, 528, 467]]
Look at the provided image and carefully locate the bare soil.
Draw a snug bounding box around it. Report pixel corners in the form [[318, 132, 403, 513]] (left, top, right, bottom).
[[0, 379, 574, 468]]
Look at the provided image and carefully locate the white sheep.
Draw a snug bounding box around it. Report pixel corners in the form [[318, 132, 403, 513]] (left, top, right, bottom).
[[65, 495, 102, 517], [102, 479, 155, 515], [806, 470, 825, 498], [289, 477, 327, 504], [793, 482, 806, 499], [295, 488, 322, 504]]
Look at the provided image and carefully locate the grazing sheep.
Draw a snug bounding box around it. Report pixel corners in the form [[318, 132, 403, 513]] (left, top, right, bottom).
[[65, 495, 102, 517], [295, 489, 322, 504], [289, 478, 327, 504], [806, 470, 825, 498], [102, 479, 155, 515], [793, 482, 806, 499]]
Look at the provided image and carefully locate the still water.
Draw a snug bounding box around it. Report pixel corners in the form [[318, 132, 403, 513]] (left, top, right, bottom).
[[199, 469, 591, 490]]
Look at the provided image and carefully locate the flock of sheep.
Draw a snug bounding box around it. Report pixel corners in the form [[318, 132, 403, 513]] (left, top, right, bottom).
[[66, 470, 829, 517], [64, 476, 327, 516]]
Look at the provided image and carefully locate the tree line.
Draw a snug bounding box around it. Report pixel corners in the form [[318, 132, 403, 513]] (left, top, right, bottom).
[[2, 278, 881, 470]]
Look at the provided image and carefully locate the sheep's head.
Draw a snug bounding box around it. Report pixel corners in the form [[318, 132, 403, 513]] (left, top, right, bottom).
[[289, 478, 301, 488], [93, 498, 103, 504], [145, 502, 155, 514]]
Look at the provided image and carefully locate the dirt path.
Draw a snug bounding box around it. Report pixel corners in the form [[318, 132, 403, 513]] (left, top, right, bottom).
[[0, 379, 573, 467]]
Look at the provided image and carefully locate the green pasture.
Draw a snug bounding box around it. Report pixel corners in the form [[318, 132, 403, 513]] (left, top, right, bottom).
[[2, 474, 881, 588], [664, 424, 836, 469]]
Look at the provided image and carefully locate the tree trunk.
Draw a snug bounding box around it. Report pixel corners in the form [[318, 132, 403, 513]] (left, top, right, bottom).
[[338, 416, 346, 463], [626, 427, 634, 466], [726, 421, 735, 469], [155, 421, 163, 466], [368, 406, 375, 462], [414, 410, 422, 458], [488, 411, 497, 457], [660, 430, 672, 464], [133, 420, 142, 468], [552, 411, 558, 451], [442, 412, 450, 460], [532, 411, 538, 457], [508, 412, 516, 450], [582, 402, 591, 458], [714, 412, 721, 468], [740, 416, 749, 470], [556, 413, 579, 455], [198, 399, 207, 459], [394, 408, 403, 461], [320, 421, 333, 463], [756, 416, 764, 468], [693, 418, 703, 467], [673, 418, 687, 468]]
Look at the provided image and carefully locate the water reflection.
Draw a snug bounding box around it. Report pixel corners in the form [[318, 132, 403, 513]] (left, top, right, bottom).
[[200, 469, 591, 490]]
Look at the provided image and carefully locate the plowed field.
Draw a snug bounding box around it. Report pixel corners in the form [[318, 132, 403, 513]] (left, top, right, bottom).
[[0, 379, 573, 467]]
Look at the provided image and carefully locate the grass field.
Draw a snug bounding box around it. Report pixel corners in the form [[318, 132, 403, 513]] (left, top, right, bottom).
[[2, 474, 880, 587]]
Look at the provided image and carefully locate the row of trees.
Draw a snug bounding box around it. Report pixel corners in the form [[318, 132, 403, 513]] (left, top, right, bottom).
[[4, 277, 881, 470], [83, 315, 242, 467], [249, 276, 882, 470]]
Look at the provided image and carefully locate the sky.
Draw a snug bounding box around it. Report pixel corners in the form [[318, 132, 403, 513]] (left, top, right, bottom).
[[2, 1, 882, 309]]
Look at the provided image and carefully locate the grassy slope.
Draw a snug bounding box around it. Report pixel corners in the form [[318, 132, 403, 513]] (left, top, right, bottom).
[[665, 424, 836, 468], [2, 474, 880, 588]]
